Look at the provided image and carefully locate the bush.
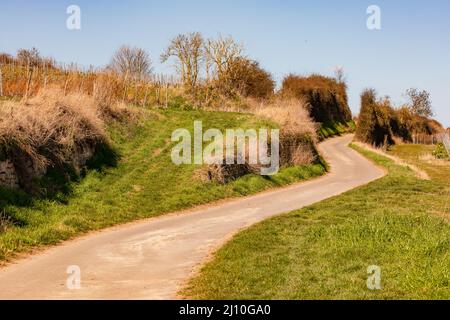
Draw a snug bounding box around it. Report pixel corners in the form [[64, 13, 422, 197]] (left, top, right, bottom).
[[355, 89, 394, 147], [433, 143, 449, 160], [0, 88, 133, 192], [280, 74, 352, 124], [254, 98, 318, 167]]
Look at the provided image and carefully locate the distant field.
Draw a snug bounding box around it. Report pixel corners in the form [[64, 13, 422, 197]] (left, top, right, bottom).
[[0, 108, 326, 262], [183, 144, 449, 300]]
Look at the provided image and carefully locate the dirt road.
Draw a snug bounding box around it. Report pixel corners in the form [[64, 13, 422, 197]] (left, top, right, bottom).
[[0, 135, 384, 299]]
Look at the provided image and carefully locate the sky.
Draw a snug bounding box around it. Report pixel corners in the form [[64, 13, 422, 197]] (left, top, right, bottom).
[[1, 0, 449, 127]]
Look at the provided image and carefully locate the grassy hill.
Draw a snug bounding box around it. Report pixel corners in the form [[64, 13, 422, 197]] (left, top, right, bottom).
[[0, 108, 326, 262]]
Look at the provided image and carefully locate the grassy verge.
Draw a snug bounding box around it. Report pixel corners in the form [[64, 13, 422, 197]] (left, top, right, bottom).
[[318, 120, 355, 140], [387, 144, 450, 184], [182, 144, 449, 300], [0, 108, 326, 262]]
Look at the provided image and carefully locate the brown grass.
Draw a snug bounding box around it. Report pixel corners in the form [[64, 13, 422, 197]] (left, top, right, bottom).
[[254, 97, 318, 166], [0, 88, 137, 190], [253, 97, 317, 140]]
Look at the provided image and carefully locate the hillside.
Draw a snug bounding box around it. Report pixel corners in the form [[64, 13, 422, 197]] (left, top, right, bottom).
[[0, 106, 326, 262]]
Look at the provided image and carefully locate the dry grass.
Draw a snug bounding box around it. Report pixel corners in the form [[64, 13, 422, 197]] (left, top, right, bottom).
[[254, 97, 317, 140], [253, 97, 318, 166], [0, 87, 141, 190], [0, 88, 106, 169]]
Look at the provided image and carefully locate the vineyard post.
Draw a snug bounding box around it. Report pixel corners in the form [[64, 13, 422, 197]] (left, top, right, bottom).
[[143, 85, 149, 107], [0, 67, 3, 97], [165, 83, 169, 109], [25, 67, 34, 99]]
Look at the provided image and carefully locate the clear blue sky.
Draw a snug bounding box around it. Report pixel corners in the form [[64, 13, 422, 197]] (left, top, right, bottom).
[[1, 0, 449, 126]]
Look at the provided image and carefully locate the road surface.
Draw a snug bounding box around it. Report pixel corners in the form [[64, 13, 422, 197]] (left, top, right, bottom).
[[0, 135, 385, 299]]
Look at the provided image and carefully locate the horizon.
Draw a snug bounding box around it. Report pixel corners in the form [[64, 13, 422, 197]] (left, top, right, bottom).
[[1, 0, 449, 127]]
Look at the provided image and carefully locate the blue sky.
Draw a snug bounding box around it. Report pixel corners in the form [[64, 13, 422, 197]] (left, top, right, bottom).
[[1, 0, 449, 126]]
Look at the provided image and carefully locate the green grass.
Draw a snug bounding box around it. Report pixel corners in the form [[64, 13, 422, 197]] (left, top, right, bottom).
[[318, 120, 355, 140], [182, 144, 450, 300], [0, 108, 326, 262], [387, 144, 450, 185]]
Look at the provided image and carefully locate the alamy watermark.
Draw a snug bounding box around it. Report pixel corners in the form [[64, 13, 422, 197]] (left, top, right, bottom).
[[66, 265, 81, 290], [367, 5, 381, 30], [171, 121, 280, 175], [367, 265, 382, 290], [66, 5, 81, 30]]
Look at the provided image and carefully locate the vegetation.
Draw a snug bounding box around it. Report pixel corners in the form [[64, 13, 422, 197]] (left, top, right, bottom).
[[433, 143, 449, 160], [182, 145, 449, 300], [318, 121, 356, 140], [0, 88, 138, 193], [355, 89, 394, 147], [280, 74, 352, 124], [0, 107, 326, 262], [109, 45, 152, 81], [405, 88, 433, 118], [356, 88, 444, 147]]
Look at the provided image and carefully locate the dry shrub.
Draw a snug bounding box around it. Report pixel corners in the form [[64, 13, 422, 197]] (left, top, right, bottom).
[[198, 164, 257, 184], [0, 88, 109, 189], [254, 97, 317, 139], [254, 98, 318, 167], [281, 74, 352, 124]]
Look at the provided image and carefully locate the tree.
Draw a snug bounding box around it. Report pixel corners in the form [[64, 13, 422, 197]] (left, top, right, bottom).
[[405, 88, 433, 117], [17, 47, 41, 67], [356, 88, 394, 147], [204, 35, 243, 82], [334, 65, 346, 84], [110, 45, 152, 81], [161, 32, 204, 91], [220, 57, 274, 98]]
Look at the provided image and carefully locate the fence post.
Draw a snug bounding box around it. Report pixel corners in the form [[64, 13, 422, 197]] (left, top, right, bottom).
[[165, 83, 169, 109], [25, 67, 34, 99], [143, 85, 149, 107], [0, 67, 3, 97]]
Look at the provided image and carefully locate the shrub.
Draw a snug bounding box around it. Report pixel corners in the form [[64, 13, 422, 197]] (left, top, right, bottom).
[[355, 89, 394, 147], [433, 143, 449, 160], [280, 74, 352, 124], [254, 98, 318, 166], [216, 58, 275, 99], [0, 88, 129, 191]]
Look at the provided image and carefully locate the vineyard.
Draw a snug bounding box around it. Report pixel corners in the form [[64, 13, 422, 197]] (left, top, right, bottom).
[[0, 61, 182, 107]]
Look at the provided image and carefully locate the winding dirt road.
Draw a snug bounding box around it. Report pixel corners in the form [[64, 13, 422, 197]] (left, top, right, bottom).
[[0, 135, 384, 300]]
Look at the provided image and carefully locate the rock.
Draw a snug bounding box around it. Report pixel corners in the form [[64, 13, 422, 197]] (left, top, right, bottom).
[[0, 159, 19, 189]]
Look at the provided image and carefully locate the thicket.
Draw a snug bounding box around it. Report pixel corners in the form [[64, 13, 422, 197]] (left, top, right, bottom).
[[0, 88, 138, 193], [356, 89, 444, 147], [280, 74, 352, 124]]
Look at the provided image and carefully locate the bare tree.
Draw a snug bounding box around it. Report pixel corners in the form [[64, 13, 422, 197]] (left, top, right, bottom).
[[204, 35, 243, 82], [17, 47, 41, 67], [334, 65, 346, 84], [406, 88, 433, 117], [161, 32, 204, 91], [110, 45, 152, 81]]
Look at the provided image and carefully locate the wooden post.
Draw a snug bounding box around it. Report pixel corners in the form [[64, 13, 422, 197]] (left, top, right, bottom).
[[165, 83, 169, 109], [143, 85, 149, 107], [63, 74, 69, 96], [25, 67, 34, 99], [0, 68, 3, 97]]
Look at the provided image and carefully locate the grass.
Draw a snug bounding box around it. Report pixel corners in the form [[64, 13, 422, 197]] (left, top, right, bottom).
[[182, 144, 450, 300], [0, 108, 326, 262], [318, 120, 355, 140], [387, 144, 450, 184]]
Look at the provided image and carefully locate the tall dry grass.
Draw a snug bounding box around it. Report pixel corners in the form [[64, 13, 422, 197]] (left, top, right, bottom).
[[254, 97, 317, 140], [0, 87, 132, 190], [253, 97, 319, 166]]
